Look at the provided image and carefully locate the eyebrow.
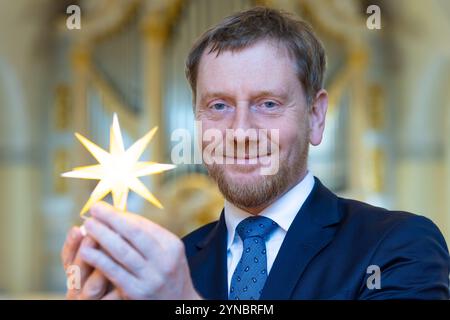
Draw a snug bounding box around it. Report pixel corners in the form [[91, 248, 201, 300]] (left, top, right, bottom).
[[198, 91, 233, 105], [251, 90, 289, 100]]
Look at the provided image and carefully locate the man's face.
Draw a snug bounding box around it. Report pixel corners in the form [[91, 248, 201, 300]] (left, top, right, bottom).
[[195, 40, 326, 212]]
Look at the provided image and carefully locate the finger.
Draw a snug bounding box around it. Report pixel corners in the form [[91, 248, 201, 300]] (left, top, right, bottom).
[[79, 269, 109, 300], [61, 226, 83, 270], [79, 246, 138, 296], [84, 218, 146, 276], [69, 236, 96, 289], [90, 202, 170, 259], [101, 289, 122, 300], [66, 235, 97, 299]]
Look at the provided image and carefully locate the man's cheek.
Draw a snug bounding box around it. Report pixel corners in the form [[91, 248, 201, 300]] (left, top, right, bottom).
[[245, 126, 276, 176], [260, 143, 280, 176], [202, 128, 225, 165]]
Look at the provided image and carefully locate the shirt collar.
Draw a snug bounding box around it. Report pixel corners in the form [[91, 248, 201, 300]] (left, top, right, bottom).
[[224, 171, 315, 250]]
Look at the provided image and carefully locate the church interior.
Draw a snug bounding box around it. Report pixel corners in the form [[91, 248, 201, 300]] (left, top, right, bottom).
[[0, 0, 449, 298]]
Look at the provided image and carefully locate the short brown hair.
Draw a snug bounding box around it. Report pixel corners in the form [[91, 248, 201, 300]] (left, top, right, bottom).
[[185, 7, 326, 107]]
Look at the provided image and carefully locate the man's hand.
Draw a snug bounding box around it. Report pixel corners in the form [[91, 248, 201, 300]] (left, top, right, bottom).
[[78, 202, 202, 300], [61, 226, 120, 300]]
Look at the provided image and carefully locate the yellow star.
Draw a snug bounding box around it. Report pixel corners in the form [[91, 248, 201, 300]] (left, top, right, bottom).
[[62, 113, 176, 217]]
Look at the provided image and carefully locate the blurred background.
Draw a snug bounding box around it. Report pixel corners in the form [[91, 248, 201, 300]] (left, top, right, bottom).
[[0, 0, 449, 298]]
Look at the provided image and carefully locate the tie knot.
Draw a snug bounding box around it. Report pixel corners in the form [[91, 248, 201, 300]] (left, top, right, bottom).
[[236, 216, 278, 241]]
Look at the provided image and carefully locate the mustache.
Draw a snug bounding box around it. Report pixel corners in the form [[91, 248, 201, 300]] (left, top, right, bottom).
[[200, 128, 280, 170], [210, 140, 276, 159]]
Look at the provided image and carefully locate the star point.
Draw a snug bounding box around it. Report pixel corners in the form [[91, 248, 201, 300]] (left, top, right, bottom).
[[62, 113, 175, 217]]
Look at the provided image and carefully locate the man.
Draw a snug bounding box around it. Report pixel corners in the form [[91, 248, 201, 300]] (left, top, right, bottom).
[[61, 7, 450, 300]]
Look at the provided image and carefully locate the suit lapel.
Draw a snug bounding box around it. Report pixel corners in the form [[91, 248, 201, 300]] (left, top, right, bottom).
[[190, 211, 228, 299], [260, 178, 342, 300]]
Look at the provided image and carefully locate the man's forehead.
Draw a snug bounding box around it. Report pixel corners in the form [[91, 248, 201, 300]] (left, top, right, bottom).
[[199, 39, 294, 65], [196, 41, 300, 102]]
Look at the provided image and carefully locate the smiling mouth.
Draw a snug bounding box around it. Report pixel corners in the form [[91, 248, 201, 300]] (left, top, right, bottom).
[[218, 154, 273, 166], [224, 153, 271, 160]]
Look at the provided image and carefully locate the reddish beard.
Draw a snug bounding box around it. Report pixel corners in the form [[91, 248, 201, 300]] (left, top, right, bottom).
[[204, 142, 309, 212]]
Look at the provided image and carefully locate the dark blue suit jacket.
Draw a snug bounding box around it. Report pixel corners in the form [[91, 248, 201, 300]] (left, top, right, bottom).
[[182, 178, 450, 299]]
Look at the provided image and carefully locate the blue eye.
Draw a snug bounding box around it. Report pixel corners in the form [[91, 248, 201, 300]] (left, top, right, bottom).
[[210, 103, 227, 111], [263, 101, 278, 109]]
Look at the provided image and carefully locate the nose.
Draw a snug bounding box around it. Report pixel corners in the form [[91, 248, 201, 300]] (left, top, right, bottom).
[[231, 102, 252, 131], [228, 103, 258, 157]]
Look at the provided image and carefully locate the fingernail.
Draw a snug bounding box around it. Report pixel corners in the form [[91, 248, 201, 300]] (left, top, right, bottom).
[[80, 225, 87, 237]]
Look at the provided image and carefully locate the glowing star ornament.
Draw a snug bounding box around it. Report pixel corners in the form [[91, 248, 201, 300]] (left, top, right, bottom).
[[62, 113, 176, 217]]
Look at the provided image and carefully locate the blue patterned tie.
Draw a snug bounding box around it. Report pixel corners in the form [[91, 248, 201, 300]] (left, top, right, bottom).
[[229, 216, 278, 300]]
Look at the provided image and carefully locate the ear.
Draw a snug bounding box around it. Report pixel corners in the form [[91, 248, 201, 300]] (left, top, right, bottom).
[[309, 89, 328, 146]]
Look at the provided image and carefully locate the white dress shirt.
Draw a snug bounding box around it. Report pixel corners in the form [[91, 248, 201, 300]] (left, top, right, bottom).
[[224, 171, 315, 291]]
